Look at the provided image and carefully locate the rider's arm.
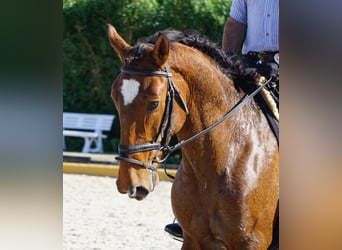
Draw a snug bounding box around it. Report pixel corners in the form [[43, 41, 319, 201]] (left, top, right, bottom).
[[222, 17, 246, 54]]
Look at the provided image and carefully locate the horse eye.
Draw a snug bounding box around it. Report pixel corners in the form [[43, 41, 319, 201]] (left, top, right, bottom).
[[147, 101, 160, 112]]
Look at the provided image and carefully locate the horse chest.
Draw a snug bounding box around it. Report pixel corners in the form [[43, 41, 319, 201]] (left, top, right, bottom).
[[184, 201, 249, 249], [173, 174, 242, 224]]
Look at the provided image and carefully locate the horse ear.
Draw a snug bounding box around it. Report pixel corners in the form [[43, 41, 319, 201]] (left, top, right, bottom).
[[152, 33, 169, 67], [107, 23, 132, 63]]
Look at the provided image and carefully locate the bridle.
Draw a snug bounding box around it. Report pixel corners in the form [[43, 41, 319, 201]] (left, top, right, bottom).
[[115, 63, 271, 175], [115, 64, 189, 172]]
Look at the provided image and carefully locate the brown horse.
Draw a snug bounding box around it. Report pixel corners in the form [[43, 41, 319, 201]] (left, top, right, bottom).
[[107, 24, 279, 250]]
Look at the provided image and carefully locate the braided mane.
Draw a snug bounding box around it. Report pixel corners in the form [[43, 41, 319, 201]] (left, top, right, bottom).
[[129, 30, 260, 92]]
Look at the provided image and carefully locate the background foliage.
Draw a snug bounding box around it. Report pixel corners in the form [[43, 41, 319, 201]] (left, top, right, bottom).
[[63, 0, 232, 153]]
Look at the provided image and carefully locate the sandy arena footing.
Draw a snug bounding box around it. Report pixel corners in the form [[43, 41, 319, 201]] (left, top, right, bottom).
[[63, 174, 182, 250]]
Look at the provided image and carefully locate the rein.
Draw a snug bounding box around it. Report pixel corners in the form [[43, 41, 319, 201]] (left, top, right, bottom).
[[115, 63, 271, 176], [158, 77, 272, 161]]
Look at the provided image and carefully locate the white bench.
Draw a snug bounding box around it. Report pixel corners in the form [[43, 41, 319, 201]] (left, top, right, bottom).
[[63, 112, 115, 153]]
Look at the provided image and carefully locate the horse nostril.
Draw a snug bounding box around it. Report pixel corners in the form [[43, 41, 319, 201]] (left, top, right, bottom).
[[129, 186, 149, 200], [136, 186, 149, 197]]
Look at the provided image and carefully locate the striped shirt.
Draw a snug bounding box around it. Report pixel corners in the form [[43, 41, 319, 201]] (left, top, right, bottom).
[[229, 0, 279, 54]]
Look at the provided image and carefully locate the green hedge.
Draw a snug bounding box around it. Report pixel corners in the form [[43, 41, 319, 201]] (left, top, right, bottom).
[[63, 0, 232, 152]]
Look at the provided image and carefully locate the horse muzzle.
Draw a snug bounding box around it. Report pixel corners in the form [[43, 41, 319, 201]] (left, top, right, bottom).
[[128, 185, 150, 201], [116, 161, 159, 200]]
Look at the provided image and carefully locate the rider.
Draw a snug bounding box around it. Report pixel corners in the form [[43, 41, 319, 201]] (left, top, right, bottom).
[[164, 0, 279, 240], [223, 0, 279, 109]]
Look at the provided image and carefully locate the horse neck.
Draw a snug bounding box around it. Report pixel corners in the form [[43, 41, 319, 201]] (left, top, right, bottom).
[[168, 45, 278, 191], [172, 48, 251, 174], [173, 47, 242, 134]]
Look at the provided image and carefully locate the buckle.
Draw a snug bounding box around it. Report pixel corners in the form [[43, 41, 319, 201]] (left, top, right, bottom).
[[274, 53, 279, 64]]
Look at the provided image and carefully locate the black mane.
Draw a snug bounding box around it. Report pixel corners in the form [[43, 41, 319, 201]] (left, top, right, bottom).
[[131, 30, 260, 92]]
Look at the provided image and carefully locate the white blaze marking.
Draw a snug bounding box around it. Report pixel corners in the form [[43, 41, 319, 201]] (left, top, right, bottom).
[[121, 79, 140, 105]]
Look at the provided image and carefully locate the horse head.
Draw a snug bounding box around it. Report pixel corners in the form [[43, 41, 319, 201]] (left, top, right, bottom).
[[107, 24, 188, 200]]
